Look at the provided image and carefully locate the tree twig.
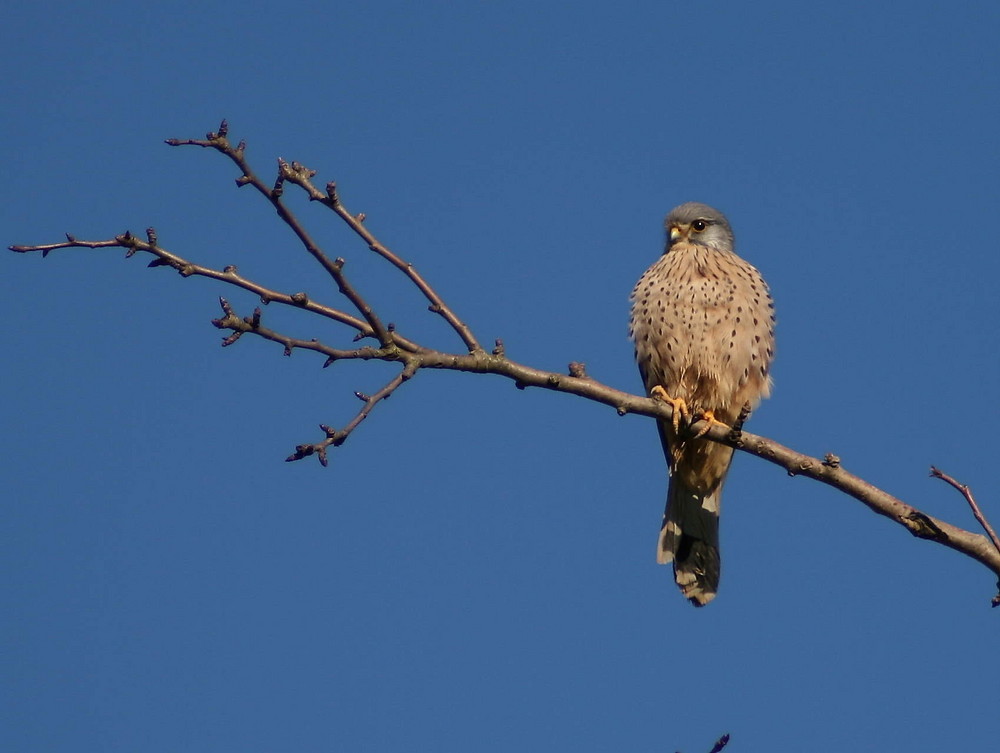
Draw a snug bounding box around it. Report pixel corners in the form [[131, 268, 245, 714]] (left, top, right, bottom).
[[709, 733, 731, 753], [677, 732, 730, 753], [10, 230, 423, 352], [296, 171, 483, 354], [286, 362, 416, 467], [930, 467, 1000, 561]]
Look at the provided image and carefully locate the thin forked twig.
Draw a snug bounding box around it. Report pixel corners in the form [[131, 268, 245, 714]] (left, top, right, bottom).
[[321, 181, 484, 354], [930, 466, 1000, 556], [210, 296, 400, 363], [166, 122, 393, 346], [168, 121, 479, 351], [262, 142, 483, 353], [287, 361, 416, 467], [10, 230, 422, 354]]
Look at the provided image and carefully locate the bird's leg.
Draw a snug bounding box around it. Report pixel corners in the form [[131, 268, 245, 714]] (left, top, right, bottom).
[[691, 409, 731, 440], [650, 385, 689, 433]]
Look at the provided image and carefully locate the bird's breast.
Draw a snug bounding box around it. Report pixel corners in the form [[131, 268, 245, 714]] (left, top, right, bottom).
[[630, 247, 774, 413]]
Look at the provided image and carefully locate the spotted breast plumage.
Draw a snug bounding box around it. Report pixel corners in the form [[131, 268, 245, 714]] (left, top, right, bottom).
[[629, 202, 775, 606]]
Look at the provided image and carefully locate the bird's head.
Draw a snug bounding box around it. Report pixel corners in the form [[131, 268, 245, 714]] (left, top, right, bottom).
[[665, 202, 734, 253]]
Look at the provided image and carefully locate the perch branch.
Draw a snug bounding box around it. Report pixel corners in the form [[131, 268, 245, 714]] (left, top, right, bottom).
[[10, 120, 1000, 605]]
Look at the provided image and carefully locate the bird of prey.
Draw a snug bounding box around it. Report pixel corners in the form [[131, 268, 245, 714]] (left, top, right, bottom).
[[629, 202, 775, 606]]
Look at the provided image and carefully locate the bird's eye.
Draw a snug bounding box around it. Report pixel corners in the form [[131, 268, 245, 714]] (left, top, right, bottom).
[[691, 220, 708, 232]]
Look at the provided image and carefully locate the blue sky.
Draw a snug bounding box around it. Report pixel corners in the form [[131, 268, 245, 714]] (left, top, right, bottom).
[[4, 2, 999, 751]]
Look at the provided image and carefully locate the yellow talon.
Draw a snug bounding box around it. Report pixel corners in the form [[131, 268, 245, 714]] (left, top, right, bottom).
[[650, 385, 690, 434], [691, 409, 731, 439]]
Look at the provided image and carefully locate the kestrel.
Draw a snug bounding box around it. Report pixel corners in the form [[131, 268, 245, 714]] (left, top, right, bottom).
[[629, 202, 775, 606]]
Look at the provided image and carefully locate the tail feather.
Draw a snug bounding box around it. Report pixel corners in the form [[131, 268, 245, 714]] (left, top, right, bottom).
[[658, 478, 722, 607]]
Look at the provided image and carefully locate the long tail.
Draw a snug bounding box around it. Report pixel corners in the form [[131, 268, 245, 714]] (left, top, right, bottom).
[[657, 475, 723, 607]]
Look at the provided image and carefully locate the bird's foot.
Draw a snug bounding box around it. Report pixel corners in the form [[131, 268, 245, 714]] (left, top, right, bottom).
[[650, 385, 689, 433], [691, 410, 731, 439]]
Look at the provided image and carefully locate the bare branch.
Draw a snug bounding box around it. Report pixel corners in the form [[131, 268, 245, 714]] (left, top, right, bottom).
[[277, 160, 393, 347], [677, 732, 730, 753], [930, 467, 1000, 584], [709, 734, 731, 753], [10, 121, 1000, 605], [277, 159, 483, 352], [323, 182, 484, 353], [10, 230, 424, 354], [166, 120, 394, 346], [165, 121, 479, 351], [286, 362, 416, 466], [210, 296, 401, 364]]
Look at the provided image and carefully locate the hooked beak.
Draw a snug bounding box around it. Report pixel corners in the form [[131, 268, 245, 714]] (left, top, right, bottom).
[[668, 224, 686, 247]]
